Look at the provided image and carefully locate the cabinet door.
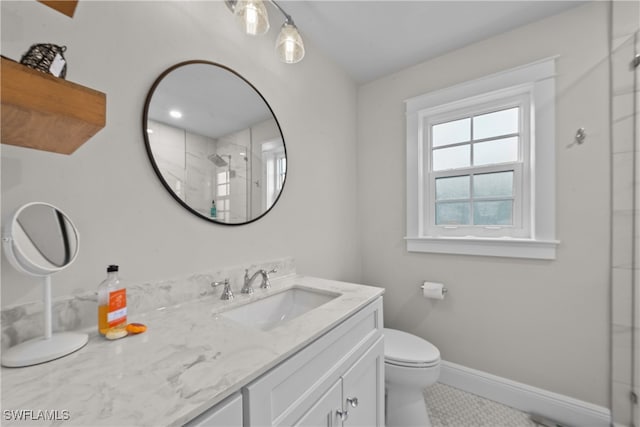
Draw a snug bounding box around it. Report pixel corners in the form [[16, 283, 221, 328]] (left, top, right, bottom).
[[185, 393, 243, 427], [341, 337, 385, 427], [294, 379, 343, 427], [243, 297, 383, 427]]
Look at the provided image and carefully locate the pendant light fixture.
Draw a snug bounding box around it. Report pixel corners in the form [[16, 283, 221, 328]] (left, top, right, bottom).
[[273, 17, 305, 64], [225, 0, 305, 64], [232, 0, 270, 36]]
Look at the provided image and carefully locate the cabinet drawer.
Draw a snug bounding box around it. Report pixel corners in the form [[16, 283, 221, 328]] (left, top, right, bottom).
[[244, 297, 383, 426], [185, 393, 242, 427]]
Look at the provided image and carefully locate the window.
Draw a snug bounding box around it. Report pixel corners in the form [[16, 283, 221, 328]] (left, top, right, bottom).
[[425, 94, 529, 238], [405, 58, 559, 259], [262, 141, 286, 209], [216, 171, 230, 221]]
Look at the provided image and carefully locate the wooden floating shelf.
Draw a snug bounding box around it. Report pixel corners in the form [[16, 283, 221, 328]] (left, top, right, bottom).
[[37, 0, 78, 18], [1, 57, 106, 155]]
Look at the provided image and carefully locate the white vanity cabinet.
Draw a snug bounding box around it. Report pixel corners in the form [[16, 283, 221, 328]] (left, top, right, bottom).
[[186, 393, 243, 427], [294, 378, 343, 426], [243, 297, 384, 427], [293, 338, 384, 427], [339, 338, 384, 426]]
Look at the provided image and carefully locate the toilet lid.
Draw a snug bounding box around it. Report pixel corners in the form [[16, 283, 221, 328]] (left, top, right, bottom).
[[384, 328, 440, 366]]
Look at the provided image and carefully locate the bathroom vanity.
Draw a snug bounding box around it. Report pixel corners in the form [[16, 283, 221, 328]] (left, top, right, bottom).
[[1, 275, 384, 426]]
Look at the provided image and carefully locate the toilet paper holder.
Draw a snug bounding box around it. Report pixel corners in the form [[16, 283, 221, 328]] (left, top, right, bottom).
[[420, 282, 448, 299], [420, 283, 448, 294]]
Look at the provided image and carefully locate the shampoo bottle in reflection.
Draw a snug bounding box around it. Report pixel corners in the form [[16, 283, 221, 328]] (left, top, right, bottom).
[[210, 200, 217, 218], [97, 265, 127, 336]]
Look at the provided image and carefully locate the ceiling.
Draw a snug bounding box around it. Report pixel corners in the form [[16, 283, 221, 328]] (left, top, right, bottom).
[[147, 1, 587, 139], [148, 63, 273, 138], [278, 1, 586, 83]]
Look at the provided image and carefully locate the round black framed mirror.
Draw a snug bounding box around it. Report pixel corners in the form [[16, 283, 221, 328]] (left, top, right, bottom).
[[143, 61, 287, 225]]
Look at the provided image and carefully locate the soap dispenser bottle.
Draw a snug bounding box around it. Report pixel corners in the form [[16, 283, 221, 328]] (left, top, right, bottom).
[[97, 265, 127, 336], [210, 200, 217, 218]]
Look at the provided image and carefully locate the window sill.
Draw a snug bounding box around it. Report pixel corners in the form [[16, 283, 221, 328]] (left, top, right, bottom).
[[405, 236, 559, 260]]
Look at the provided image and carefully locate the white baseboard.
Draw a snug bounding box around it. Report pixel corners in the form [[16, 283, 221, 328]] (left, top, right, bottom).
[[438, 360, 611, 427]]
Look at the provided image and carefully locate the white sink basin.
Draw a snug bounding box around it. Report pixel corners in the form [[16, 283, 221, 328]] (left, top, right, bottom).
[[221, 287, 340, 331]]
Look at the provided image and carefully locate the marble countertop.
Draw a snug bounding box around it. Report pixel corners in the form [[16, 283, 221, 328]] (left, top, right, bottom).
[[1, 275, 384, 426]]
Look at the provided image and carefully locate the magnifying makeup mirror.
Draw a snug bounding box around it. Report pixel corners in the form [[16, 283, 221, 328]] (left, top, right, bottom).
[[1, 202, 87, 367]]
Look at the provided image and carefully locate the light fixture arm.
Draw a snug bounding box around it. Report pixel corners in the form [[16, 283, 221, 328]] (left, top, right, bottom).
[[269, 0, 294, 25]]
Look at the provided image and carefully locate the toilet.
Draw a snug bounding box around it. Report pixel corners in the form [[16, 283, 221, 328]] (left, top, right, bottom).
[[384, 328, 441, 427]]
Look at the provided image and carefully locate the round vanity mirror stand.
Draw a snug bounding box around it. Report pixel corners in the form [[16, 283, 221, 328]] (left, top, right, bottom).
[[1, 202, 87, 368]]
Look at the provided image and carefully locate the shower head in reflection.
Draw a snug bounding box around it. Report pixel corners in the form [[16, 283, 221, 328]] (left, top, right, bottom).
[[208, 154, 229, 167]]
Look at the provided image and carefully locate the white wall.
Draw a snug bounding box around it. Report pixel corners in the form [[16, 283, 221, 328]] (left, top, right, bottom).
[[357, 2, 610, 407], [1, 1, 360, 305], [2, 0, 614, 410]]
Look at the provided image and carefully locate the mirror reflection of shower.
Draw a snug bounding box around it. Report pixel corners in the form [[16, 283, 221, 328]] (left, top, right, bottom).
[[146, 117, 284, 223]]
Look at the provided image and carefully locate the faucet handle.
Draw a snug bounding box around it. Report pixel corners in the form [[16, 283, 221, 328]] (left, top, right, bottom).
[[260, 268, 278, 289], [212, 278, 234, 300], [211, 279, 225, 287]]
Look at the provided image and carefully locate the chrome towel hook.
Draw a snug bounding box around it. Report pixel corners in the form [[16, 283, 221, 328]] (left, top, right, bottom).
[[567, 127, 586, 148]]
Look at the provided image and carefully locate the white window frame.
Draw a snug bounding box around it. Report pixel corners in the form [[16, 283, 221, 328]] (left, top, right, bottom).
[[423, 89, 530, 238], [405, 57, 559, 259], [262, 140, 286, 211]]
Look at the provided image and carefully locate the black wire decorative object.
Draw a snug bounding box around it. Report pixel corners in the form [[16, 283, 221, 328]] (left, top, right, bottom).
[[20, 44, 67, 79]]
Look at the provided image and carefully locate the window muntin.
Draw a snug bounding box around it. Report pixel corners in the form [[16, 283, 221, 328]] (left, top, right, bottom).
[[423, 95, 530, 237], [432, 118, 470, 147], [430, 106, 521, 172], [434, 170, 515, 227]]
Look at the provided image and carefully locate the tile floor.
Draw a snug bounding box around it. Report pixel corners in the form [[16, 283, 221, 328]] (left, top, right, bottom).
[[424, 383, 539, 427]]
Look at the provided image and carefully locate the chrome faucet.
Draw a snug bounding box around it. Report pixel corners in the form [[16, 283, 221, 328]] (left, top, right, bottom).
[[241, 268, 278, 294], [211, 278, 234, 300]]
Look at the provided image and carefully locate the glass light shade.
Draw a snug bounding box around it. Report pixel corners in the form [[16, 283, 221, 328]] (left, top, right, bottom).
[[235, 0, 270, 36], [275, 23, 305, 64]]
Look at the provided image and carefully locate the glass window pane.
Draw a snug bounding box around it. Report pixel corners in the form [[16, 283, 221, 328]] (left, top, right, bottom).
[[473, 137, 518, 166], [436, 175, 470, 201], [432, 118, 470, 147], [473, 200, 513, 225], [436, 202, 470, 225], [473, 171, 513, 198], [432, 145, 470, 171], [473, 107, 519, 140]]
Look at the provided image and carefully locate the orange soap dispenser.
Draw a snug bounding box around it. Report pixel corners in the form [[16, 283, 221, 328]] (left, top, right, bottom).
[[97, 265, 127, 336]]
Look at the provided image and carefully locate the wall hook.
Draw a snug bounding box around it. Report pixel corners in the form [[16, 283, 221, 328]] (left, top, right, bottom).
[[567, 127, 586, 148]]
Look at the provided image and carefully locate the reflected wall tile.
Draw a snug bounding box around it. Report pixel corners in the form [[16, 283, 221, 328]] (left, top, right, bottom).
[[613, 210, 634, 269], [613, 380, 633, 426], [613, 324, 633, 384], [613, 92, 635, 154], [612, 1, 640, 40], [612, 36, 635, 94], [613, 268, 633, 327], [635, 387, 640, 427], [614, 152, 634, 211]]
